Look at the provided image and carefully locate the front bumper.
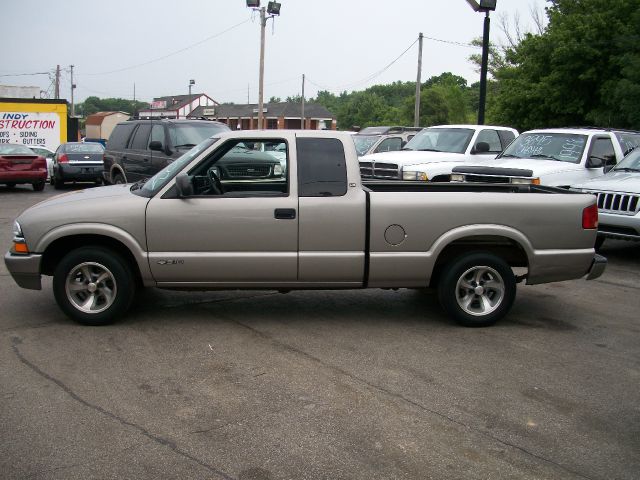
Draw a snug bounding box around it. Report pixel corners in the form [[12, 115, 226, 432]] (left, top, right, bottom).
[[4, 252, 42, 290], [57, 164, 103, 181], [585, 254, 607, 280]]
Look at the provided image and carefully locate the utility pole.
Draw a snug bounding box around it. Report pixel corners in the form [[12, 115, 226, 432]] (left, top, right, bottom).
[[258, 6, 266, 129], [247, 84, 250, 104], [70, 65, 75, 116], [414, 33, 423, 127], [54, 65, 60, 99], [301, 74, 305, 130]]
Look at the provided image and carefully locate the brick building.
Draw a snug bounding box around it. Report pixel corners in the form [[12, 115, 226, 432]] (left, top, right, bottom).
[[188, 101, 336, 130]]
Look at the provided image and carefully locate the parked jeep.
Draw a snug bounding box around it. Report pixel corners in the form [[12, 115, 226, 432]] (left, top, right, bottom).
[[103, 119, 230, 184]]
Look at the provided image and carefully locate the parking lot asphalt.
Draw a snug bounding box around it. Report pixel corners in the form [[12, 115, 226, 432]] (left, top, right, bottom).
[[1, 183, 639, 480]]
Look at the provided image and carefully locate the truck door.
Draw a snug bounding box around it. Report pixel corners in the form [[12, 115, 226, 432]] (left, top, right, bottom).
[[145, 136, 298, 285], [296, 136, 367, 284]]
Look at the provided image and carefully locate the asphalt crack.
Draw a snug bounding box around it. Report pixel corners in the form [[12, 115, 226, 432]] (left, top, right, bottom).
[[10, 336, 236, 480], [231, 319, 597, 480]]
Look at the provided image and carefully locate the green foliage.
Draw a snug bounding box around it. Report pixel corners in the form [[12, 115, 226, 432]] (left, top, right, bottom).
[[76, 96, 149, 117], [313, 74, 478, 130], [268, 96, 282, 103], [491, 0, 640, 131]]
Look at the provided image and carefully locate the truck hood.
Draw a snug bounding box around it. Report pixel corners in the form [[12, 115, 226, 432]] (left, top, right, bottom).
[[17, 185, 150, 251], [361, 150, 478, 166], [573, 171, 640, 194], [455, 158, 584, 177]]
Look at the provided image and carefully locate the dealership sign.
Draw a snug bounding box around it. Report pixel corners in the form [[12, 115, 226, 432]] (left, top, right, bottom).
[[0, 112, 61, 149]]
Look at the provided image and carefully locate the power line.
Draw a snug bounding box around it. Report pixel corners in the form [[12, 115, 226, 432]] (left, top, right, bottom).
[[307, 37, 419, 92], [0, 71, 50, 77], [80, 17, 252, 76]]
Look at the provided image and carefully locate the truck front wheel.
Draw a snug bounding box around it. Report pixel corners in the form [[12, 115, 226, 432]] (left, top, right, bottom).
[[437, 252, 516, 327], [53, 247, 136, 326]]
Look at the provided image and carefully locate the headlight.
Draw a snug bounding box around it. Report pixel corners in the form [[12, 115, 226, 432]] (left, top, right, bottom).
[[510, 177, 541, 185], [450, 174, 464, 182], [403, 171, 428, 181], [273, 164, 283, 176], [13, 221, 23, 239], [12, 220, 29, 254]]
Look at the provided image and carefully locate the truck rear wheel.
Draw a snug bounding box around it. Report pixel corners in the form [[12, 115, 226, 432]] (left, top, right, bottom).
[[53, 247, 136, 326], [437, 252, 516, 327]]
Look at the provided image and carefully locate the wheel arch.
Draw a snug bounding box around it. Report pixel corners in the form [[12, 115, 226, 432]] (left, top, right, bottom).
[[427, 225, 531, 288], [37, 227, 151, 286], [110, 164, 127, 183]]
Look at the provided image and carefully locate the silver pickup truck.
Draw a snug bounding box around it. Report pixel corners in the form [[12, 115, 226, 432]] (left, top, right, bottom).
[[5, 131, 606, 327]]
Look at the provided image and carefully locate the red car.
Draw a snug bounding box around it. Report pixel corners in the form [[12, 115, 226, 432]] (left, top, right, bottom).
[[0, 144, 47, 191]]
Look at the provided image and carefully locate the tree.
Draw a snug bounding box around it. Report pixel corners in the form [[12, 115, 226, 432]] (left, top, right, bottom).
[[76, 97, 149, 117], [490, 0, 640, 131], [268, 96, 281, 103]]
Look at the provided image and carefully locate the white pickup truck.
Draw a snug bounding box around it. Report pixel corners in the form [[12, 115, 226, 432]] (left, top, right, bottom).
[[450, 128, 640, 187], [359, 124, 518, 181], [6, 130, 605, 328]]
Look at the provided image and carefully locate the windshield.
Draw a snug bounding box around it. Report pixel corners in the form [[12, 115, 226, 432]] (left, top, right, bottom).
[[170, 123, 228, 148], [613, 149, 640, 171], [501, 133, 587, 163], [0, 144, 35, 155], [404, 128, 474, 154], [353, 135, 379, 156], [615, 132, 640, 156], [137, 138, 218, 197]]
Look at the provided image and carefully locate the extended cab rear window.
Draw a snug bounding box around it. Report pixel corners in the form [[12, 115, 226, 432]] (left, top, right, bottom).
[[297, 138, 347, 197]]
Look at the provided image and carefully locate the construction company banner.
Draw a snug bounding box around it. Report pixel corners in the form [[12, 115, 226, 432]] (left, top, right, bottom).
[[0, 111, 62, 150]]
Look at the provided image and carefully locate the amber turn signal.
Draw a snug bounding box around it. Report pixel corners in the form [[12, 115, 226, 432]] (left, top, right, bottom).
[[13, 242, 29, 254]]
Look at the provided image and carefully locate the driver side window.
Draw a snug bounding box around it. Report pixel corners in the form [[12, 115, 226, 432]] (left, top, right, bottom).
[[189, 139, 288, 197]]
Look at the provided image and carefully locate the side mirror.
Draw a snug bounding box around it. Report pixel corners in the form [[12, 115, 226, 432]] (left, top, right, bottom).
[[473, 141, 490, 154], [587, 156, 604, 168], [175, 173, 194, 197], [149, 141, 164, 152], [603, 163, 615, 174]]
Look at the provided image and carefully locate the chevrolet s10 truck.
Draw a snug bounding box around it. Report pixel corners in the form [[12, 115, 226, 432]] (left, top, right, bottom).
[[5, 131, 606, 327]]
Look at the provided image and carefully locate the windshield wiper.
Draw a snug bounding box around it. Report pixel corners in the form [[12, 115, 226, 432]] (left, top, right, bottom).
[[173, 143, 196, 148], [530, 154, 563, 161], [500, 154, 520, 158], [613, 167, 640, 172], [417, 148, 442, 152], [130, 178, 149, 191]]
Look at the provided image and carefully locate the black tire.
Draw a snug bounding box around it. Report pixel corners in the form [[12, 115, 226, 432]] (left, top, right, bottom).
[[32, 180, 45, 191], [53, 246, 136, 326], [53, 177, 64, 189], [594, 236, 605, 251], [6, 183, 16, 188], [437, 252, 516, 327], [112, 172, 126, 184]]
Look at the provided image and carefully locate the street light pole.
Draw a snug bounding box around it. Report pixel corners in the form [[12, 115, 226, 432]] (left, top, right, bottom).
[[258, 6, 266, 129], [188, 79, 195, 117], [247, 1, 281, 129], [478, 12, 491, 125], [466, 0, 496, 125]]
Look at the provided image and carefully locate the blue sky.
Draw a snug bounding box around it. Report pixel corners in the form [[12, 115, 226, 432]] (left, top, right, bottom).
[[3, 0, 546, 104]]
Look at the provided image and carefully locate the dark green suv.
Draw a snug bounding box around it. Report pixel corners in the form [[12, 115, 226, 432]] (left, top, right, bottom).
[[103, 119, 230, 184]]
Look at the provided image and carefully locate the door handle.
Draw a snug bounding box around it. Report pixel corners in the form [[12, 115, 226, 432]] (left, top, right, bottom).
[[274, 208, 296, 219]]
